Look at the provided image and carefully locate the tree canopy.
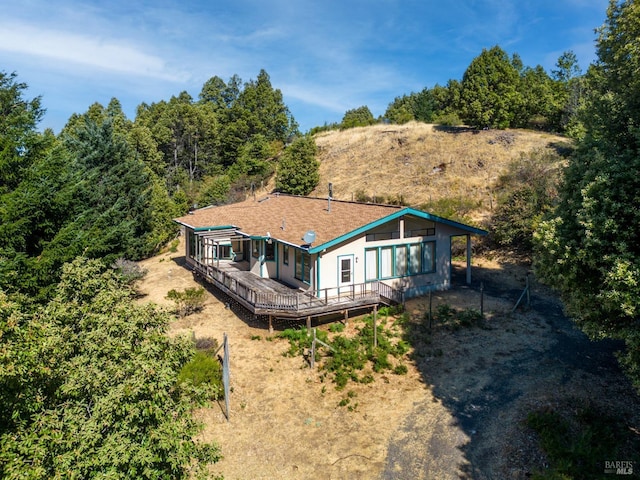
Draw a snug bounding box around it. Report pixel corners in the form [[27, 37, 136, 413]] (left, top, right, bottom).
[[534, 0, 640, 391], [275, 135, 319, 196], [0, 258, 221, 479]]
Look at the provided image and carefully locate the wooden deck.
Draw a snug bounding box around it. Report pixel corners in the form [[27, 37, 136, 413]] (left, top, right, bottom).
[[191, 260, 401, 319]]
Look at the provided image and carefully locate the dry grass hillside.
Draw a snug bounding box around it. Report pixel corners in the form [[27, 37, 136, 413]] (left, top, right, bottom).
[[310, 122, 571, 224]]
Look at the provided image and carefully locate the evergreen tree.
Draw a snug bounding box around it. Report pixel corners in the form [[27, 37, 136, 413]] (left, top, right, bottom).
[[534, 0, 640, 390], [0, 71, 45, 194], [0, 259, 221, 479], [341, 105, 376, 129], [276, 136, 319, 195], [459, 46, 522, 128]]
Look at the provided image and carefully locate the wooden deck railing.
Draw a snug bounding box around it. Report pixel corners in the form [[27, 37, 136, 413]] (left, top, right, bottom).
[[192, 260, 400, 316]]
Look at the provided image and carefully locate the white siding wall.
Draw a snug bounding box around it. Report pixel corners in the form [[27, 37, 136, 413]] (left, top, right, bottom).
[[316, 218, 473, 298]]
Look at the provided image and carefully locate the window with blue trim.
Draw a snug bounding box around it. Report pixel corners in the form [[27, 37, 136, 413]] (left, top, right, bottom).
[[365, 241, 435, 280], [265, 241, 275, 261], [295, 249, 311, 283]]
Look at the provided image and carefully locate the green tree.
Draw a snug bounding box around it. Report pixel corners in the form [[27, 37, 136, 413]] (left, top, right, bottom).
[[276, 135, 319, 195], [431, 80, 463, 125], [459, 46, 522, 128], [492, 150, 564, 252], [0, 71, 45, 194], [384, 88, 435, 124], [341, 105, 376, 129], [552, 51, 586, 136], [197, 174, 231, 207], [36, 118, 177, 281], [0, 258, 221, 479], [514, 65, 562, 131], [534, 0, 640, 390]]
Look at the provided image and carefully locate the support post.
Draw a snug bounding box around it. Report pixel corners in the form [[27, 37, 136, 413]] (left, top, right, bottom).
[[466, 234, 472, 285], [429, 289, 433, 330], [310, 329, 316, 369], [373, 305, 378, 348], [344, 309, 349, 327], [268, 315, 273, 334], [306, 315, 311, 335]]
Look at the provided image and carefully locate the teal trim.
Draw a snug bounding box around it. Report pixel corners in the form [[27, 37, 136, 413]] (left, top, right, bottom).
[[193, 225, 236, 232], [364, 241, 436, 282], [316, 254, 321, 296], [308, 207, 487, 254]]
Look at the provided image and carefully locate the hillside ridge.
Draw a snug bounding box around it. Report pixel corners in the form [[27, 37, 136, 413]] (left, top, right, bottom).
[[309, 122, 570, 223]]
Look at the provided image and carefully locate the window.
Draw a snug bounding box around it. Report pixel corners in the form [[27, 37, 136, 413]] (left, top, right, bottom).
[[251, 239, 260, 258], [366, 231, 401, 242], [409, 244, 421, 274], [340, 258, 351, 283], [395, 246, 407, 276], [295, 249, 311, 284], [283, 244, 289, 265], [365, 249, 378, 281], [422, 241, 435, 273], [188, 231, 197, 259], [380, 247, 393, 278], [265, 241, 275, 261], [364, 241, 436, 280]]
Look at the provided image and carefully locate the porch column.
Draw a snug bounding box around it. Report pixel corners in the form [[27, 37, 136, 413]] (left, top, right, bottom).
[[466, 234, 472, 285]]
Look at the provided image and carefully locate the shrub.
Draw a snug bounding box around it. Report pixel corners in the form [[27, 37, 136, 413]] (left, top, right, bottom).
[[112, 258, 147, 284], [435, 304, 456, 322], [457, 308, 483, 327], [177, 351, 223, 399], [166, 287, 206, 317]]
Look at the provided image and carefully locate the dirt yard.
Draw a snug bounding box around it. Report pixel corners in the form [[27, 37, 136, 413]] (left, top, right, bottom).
[[137, 242, 640, 480]]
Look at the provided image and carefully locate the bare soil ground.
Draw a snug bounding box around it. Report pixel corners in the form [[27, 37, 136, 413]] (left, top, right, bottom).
[[137, 241, 639, 480]]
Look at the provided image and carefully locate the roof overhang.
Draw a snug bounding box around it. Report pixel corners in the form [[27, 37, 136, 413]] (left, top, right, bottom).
[[307, 207, 487, 254]]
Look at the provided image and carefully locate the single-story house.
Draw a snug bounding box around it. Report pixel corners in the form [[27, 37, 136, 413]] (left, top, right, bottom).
[[174, 194, 486, 322]]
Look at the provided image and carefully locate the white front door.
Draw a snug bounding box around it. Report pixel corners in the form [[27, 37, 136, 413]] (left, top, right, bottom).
[[338, 255, 354, 289]]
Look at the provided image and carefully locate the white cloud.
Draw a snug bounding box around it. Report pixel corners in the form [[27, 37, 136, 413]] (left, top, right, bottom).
[[0, 21, 189, 82]]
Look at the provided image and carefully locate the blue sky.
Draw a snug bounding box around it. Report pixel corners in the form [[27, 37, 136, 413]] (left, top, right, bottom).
[[1, 0, 609, 133]]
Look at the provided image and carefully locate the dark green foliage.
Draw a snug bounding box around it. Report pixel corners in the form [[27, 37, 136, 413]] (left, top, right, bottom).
[[0, 71, 45, 194], [280, 314, 409, 390], [276, 135, 319, 195], [384, 88, 436, 124], [526, 405, 637, 479], [460, 46, 523, 129], [166, 287, 206, 317], [534, 0, 640, 391], [492, 150, 564, 252], [433, 304, 482, 328], [177, 351, 223, 398], [0, 258, 221, 479], [197, 174, 231, 206], [341, 105, 376, 129], [278, 327, 326, 357]]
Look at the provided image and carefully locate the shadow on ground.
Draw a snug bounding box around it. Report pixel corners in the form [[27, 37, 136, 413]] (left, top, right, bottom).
[[382, 264, 640, 479]]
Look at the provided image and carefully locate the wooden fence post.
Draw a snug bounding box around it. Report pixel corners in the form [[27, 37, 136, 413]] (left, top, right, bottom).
[[373, 305, 378, 348], [429, 289, 433, 330]]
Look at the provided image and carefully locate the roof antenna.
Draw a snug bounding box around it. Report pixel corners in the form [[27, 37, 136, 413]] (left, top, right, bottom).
[[281, 217, 286, 230], [328, 182, 333, 212]]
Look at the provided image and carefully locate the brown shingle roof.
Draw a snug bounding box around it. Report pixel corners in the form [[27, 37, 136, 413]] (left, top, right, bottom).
[[174, 194, 402, 248]]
